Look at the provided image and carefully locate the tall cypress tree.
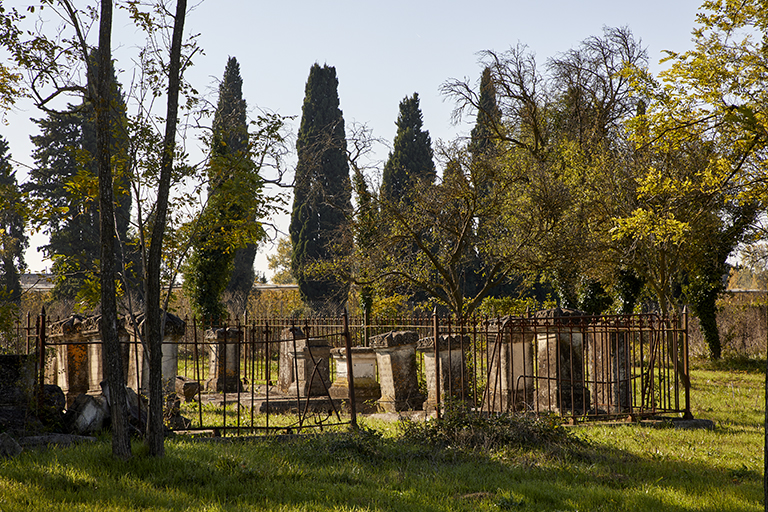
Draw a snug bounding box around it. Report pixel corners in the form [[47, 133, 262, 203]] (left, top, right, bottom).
[[185, 56, 263, 322], [380, 93, 435, 205], [469, 67, 501, 159], [290, 63, 352, 311], [0, 135, 26, 305], [27, 50, 130, 302]]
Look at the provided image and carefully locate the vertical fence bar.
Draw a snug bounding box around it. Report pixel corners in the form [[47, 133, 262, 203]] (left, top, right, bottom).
[[682, 307, 692, 419], [433, 309, 440, 419], [343, 310, 357, 430], [36, 307, 46, 414]]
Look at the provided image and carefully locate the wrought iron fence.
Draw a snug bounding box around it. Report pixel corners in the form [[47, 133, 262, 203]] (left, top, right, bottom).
[[10, 308, 691, 435]]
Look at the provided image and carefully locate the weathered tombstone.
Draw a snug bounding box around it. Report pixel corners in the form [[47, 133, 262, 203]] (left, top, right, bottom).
[[370, 331, 423, 412], [46, 316, 89, 406], [417, 334, 469, 413], [277, 327, 332, 397], [127, 312, 186, 395], [590, 321, 631, 413], [485, 316, 535, 412], [175, 376, 200, 402], [329, 347, 381, 413], [205, 327, 243, 393], [533, 308, 590, 415]]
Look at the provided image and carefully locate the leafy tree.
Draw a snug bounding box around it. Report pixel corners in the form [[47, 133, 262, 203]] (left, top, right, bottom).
[[380, 93, 436, 205], [0, 135, 26, 328], [468, 67, 502, 160], [184, 56, 264, 322], [27, 49, 131, 305], [289, 63, 352, 311], [267, 237, 295, 284]]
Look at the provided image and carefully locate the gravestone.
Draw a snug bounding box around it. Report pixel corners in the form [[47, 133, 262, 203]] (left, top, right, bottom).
[[205, 327, 243, 393], [417, 334, 469, 413], [370, 331, 423, 412], [485, 316, 535, 412], [277, 327, 331, 397], [329, 347, 380, 413]]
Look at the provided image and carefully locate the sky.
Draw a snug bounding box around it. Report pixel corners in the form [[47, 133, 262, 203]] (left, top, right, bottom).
[[3, 0, 705, 278]]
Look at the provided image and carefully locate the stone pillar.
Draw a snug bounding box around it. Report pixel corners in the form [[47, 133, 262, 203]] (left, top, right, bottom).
[[417, 334, 469, 413], [329, 347, 380, 413], [47, 316, 89, 407], [485, 316, 535, 413], [534, 308, 590, 415], [277, 327, 332, 397], [370, 331, 423, 412], [590, 326, 631, 413], [205, 327, 243, 393], [127, 313, 186, 395]]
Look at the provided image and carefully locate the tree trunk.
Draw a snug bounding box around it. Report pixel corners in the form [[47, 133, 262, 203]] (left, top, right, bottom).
[[145, 0, 187, 457], [95, 0, 131, 460]]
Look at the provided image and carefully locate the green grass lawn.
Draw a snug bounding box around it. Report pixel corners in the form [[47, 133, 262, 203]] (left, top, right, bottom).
[[0, 361, 764, 511]]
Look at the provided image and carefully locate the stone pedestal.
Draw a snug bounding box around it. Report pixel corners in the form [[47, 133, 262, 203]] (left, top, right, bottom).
[[205, 328, 243, 393], [371, 331, 423, 412], [485, 317, 535, 412], [329, 347, 380, 413], [534, 308, 590, 415], [418, 334, 469, 413], [128, 313, 185, 395], [278, 327, 331, 397], [590, 328, 631, 413]]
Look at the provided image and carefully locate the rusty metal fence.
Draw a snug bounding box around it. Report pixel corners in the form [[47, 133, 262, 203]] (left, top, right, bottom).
[[8, 308, 691, 435]]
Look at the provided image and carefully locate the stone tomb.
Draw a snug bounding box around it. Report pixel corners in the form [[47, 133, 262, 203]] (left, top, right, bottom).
[[204, 327, 243, 393], [533, 308, 590, 415], [277, 327, 331, 397], [417, 334, 469, 413], [484, 316, 535, 413], [127, 313, 186, 394], [370, 331, 423, 412], [589, 325, 631, 413], [328, 347, 381, 413]]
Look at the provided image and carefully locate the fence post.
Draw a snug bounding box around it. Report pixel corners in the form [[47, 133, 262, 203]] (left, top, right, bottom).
[[682, 306, 692, 419], [433, 308, 440, 420], [343, 310, 357, 430], [37, 307, 46, 414]]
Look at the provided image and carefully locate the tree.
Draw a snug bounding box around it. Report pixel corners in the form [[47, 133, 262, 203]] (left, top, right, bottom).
[[27, 50, 131, 305], [380, 93, 436, 205], [289, 63, 352, 311], [184, 56, 263, 322], [267, 237, 295, 284], [0, 135, 26, 335]]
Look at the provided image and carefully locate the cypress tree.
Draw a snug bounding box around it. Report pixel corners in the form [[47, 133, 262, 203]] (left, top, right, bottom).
[[469, 67, 501, 159], [380, 93, 435, 205], [185, 56, 263, 322], [0, 135, 26, 305], [289, 63, 352, 311]]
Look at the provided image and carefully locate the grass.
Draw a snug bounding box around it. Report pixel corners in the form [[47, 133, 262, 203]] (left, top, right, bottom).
[[0, 360, 764, 511]]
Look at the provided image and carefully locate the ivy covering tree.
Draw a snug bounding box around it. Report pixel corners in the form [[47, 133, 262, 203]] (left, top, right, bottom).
[[0, 135, 26, 312], [26, 49, 131, 304], [289, 63, 352, 311], [185, 56, 269, 323], [380, 93, 436, 205]]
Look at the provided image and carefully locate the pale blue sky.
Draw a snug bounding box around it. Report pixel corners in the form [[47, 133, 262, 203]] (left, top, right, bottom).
[[4, 0, 704, 274]]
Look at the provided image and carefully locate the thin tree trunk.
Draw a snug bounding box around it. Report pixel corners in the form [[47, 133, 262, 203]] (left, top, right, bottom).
[[95, 0, 131, 460], [145, 0, 187, 457]]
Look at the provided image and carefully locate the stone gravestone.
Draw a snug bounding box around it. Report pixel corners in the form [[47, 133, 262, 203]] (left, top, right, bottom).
[[277, 327, 331, 397], [533, 308, 590, 415], [485, 316, 535, 413], [205, 327, 243, 393], [127, 312, 186, 395], [329, 347, 381, 413], [370, 331, 423, 412], [417, 334, 469, 413]]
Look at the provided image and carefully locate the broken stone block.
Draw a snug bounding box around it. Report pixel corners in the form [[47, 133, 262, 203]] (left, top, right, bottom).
[[175, 376, 200, 402], [371, 331, 423, 412], [64, 394, 110, 436]]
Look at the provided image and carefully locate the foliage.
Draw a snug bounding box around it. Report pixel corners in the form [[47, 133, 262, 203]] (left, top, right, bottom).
[[0, 135, 26, 306], [266, 236, 295, 284], [398, 402, 579, 453], [380, 93, 436, 205], [289, 63, 352, 312]]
